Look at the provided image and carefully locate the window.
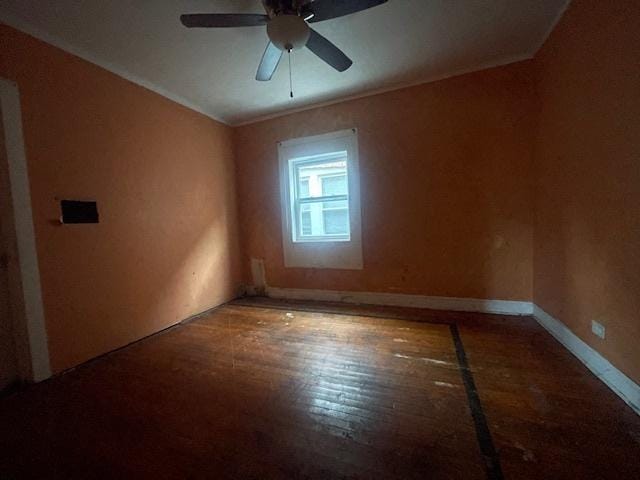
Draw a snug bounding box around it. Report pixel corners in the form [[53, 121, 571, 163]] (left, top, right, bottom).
[[291, 156, 350, 241], [278, 129, 362, 269]]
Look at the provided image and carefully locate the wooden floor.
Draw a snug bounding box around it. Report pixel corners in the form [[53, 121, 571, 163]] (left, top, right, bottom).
[[1, 298, 639, 479]]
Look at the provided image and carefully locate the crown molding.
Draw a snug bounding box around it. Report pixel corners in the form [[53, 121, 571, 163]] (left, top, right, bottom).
[[0, 13, 229, 125], [233, 53, 533, 126], [2, 5, 566, 128], [533, 0, 572, 54]]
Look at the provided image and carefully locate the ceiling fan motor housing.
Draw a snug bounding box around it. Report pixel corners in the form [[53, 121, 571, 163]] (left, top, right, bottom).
[[267, 14, 310, 51]]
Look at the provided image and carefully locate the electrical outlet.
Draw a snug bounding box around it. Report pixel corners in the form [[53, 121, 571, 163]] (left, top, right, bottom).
[[591, 320, 606, 340]]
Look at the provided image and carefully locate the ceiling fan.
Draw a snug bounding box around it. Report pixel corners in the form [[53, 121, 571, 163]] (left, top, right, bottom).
[[180, 0, 389, 81]]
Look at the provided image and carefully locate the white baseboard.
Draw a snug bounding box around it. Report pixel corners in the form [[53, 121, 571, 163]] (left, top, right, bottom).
[[533, 305, 640, 415], [247, 286, 533, 316]]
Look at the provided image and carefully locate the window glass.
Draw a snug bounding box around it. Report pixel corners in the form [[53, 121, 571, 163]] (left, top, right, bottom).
[[299, 178, 310, 198], [300, 209, 312, 236], [322, 200, 349, 235], [321, 174, 347, 196]]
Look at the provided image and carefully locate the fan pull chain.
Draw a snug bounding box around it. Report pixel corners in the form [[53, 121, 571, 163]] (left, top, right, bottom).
[[288, 48, 294, 99]]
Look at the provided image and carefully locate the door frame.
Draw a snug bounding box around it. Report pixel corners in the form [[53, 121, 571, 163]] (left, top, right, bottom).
[[0, 78, 51, 382]]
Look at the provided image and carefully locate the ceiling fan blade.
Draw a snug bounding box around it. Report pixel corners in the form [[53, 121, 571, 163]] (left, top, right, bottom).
[[256, 41, 283, 81], [180, 13, 269, 28], [306, 29, 353, 72], [306, 0, 388, 23]]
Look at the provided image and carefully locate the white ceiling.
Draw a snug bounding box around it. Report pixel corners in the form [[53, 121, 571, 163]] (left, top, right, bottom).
[[0, 0, 569, 125]]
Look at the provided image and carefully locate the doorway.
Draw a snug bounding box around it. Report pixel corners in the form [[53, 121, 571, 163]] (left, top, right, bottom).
[[0, 78, 51, 388], [0, 107, 19, 390]]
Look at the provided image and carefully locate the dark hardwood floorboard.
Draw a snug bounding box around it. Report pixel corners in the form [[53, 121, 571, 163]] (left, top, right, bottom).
[[0, 297, 639, 479]]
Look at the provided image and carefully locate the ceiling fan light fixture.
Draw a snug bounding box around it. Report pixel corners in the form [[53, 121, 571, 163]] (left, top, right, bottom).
[[267, 15, 310, 51], [180, 0, 390, 81]]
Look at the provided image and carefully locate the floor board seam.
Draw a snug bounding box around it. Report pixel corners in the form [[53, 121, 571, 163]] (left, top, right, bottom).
[[450, 324, 504, 480]]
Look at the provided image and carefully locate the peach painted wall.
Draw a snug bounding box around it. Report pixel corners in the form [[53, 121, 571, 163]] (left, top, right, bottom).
[[235, 62, 536, 301], [533, 0, 640, 383], [0, 25, 242, 373]]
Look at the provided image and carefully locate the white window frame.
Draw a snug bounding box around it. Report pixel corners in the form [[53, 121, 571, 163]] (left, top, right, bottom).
[[278, 129, 363, 270]]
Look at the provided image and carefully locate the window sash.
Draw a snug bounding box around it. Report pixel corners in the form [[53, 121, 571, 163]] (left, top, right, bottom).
[[297, 194, 348, 204], [291, 157, 350, 241], [293, 197, 350, 240], [293, 155, 346, 193], [322, 206, 348, 212]]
